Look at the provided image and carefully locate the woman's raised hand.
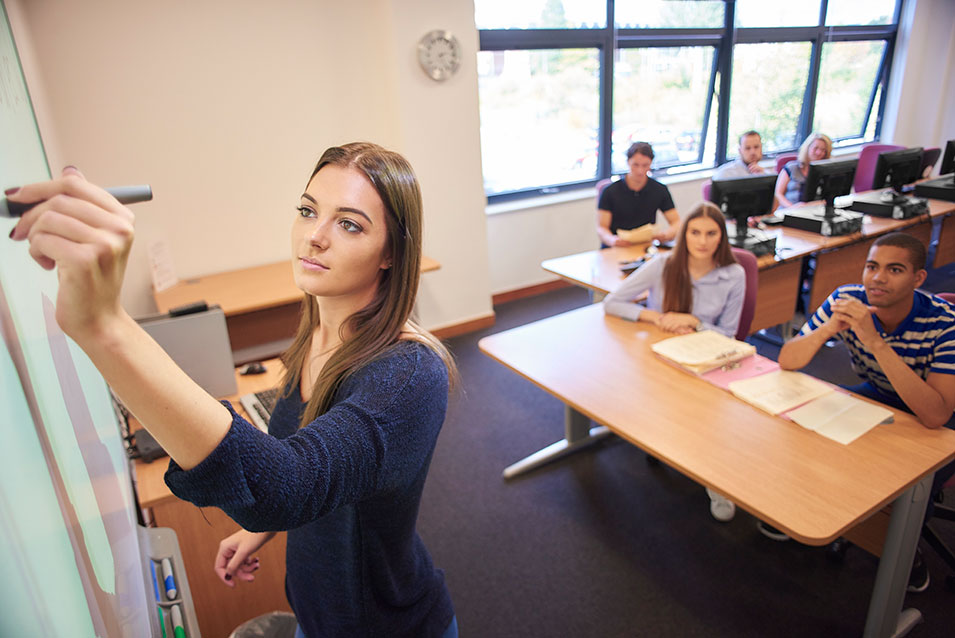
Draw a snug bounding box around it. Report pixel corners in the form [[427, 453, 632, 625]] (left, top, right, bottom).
[[8, 167, 135, 340]]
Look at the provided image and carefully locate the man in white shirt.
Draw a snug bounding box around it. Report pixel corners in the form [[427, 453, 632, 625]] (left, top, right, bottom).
[[714, 130, 766, 179]]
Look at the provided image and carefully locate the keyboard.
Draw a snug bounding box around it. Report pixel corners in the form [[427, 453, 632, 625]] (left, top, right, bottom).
[[239, 387, 280, 433]]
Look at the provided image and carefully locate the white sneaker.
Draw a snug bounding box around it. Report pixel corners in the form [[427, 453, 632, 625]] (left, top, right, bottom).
[[706, 488, 736, 522]]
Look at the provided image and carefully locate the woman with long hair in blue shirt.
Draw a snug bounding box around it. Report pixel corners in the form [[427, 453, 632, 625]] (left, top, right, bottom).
[[8, 143, 459, 637]]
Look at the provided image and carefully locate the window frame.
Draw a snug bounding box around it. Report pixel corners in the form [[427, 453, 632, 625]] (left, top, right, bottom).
[[477, 0, 903, 203]]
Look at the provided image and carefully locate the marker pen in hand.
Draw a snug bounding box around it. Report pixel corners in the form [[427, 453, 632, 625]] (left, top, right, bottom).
[[1, 184, 152, 218], [161, 557, 178, 599]]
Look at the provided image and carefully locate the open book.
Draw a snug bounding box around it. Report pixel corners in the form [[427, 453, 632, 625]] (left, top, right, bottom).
[[727, 370, 831, 415], [787, 392, 893, 445], [651, 330, 756, 374], [728, 370, 893, 444]]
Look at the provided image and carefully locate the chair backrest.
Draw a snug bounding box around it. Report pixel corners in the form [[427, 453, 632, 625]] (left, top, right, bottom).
[[921, 147, 941, 178], [596, 178, 613, 206], [730, 247, 759, 341], [775, 153, 797, 174], [701, 180, 712, 203], [937, 292, 955, 304], [853, 143, 905, 192]]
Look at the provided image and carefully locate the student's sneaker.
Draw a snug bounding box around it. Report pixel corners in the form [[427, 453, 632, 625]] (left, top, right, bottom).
[[907, 548, 930, 593], [757, 520, 790, 541], [706, 488, 736, 522]]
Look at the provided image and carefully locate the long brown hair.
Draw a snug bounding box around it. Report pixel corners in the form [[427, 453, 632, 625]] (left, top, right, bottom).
[[281, 142, 456, 428], [662, 202, 736, 313]]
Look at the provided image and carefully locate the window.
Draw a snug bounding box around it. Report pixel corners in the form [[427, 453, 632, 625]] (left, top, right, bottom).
[[612, 46, 716, 173], [814, 40, 887, 143], [478, 49, 600, 195], [476, 0, 903, 201], [728, 42, 812, 154]]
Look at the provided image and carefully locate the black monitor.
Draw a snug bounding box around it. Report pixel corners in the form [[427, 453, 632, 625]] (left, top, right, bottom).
[[941, 139, 955, 175], [710, 173, 778, 254], [871, 146, 924, 195], [802, 157, 858, 218]]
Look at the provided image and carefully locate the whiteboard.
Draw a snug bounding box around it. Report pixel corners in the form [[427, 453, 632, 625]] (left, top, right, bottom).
[[0, 2, 152, 635]]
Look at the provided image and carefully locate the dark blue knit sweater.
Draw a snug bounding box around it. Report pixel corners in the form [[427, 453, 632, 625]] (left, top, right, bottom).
[[165, 341, 453, 637]]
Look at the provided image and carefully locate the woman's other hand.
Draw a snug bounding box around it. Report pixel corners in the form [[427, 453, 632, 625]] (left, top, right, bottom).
[[214, 529, 277, 588]]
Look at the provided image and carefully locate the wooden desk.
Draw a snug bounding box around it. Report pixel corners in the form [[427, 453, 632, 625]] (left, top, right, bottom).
[[479, 304, 955, 637], [542, 230, 816, 334], [546, 198, 955, 335], [134, 360, 291, 638], [929, 198, 955, 269], [154, 257, 440, 363]]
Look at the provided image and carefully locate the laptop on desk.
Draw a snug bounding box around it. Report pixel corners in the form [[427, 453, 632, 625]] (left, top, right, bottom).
[[137, 305, 237, 397]]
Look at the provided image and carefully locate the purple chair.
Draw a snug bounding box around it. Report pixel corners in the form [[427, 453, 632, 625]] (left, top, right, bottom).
[[853, 143, 905, 192], [921, 147, 941, 178], [702, 180, 712, 203], [775, 153, 797, 174], [730, 247, 759, 340]]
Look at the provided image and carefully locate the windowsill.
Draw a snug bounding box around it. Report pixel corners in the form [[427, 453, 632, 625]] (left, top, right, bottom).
[[484, 142, 868, 216]]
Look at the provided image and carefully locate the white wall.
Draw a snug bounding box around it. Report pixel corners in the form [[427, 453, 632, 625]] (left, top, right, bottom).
[[9, 0, 492, 332], [883, 0, 955, 147]]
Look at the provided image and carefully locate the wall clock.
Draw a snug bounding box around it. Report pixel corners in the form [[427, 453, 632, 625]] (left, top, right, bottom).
[[417, 30, 461, 81]]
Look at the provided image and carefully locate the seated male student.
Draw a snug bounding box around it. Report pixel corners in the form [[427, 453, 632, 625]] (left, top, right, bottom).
[[713, 130, 766, 180], [776, 232, 955, 590], [597, 141, 680, 248]]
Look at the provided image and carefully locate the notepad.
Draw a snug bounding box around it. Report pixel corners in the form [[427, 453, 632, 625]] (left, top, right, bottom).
[[616, 223, 656, 243], [651, 330, 756, 374], [786, 392, 893, 445], [727, 370, 832, 415]]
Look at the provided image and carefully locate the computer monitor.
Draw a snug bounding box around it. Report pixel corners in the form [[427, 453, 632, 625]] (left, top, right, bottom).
[[710, 174, 777, 231], [941, 139, 955, 175], [709, 173, 778, 255], [871, 146, 924, 195], [802, 158, 858, 218]]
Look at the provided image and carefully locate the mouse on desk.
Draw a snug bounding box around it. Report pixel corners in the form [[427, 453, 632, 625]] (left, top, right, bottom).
[[241, 362, 267, 375]]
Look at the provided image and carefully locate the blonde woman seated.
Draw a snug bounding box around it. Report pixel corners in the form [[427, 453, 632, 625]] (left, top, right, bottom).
[[603, 201, 745, 521]]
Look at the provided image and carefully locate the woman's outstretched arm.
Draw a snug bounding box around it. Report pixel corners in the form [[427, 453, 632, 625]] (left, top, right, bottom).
[[9, 168, 232, 469]]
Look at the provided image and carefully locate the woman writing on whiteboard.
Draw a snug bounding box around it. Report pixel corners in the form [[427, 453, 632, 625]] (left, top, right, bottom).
[[8, 143, 458, 638], [603, 201, 745, 522]]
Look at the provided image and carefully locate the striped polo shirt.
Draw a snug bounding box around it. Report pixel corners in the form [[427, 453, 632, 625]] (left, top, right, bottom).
[[800, 284, 955, 399]]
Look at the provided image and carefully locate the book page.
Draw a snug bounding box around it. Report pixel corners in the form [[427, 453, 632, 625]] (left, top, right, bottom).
[[617, 223, 656, 243], [728, 370, 832, 415], [651, 330, 755, 367], [787, 392, 893, 445]]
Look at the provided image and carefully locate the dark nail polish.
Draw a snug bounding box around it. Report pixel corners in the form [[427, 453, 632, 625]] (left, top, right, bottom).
[[4, 187, 19, 196], [224, 573, 232, 581], [8, 227, 15, 239]]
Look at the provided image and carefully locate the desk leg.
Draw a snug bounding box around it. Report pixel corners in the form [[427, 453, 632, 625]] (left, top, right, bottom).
[[502, 406, 612, 479], [863, 473, 932, 638]]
